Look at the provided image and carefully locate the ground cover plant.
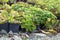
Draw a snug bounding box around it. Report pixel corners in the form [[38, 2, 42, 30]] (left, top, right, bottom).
[[0, 0, 60, 33]]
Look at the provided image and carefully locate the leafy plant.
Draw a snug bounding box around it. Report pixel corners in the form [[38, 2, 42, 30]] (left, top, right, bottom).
[[32, 8, 57, 29], [11, 2, 57, 31], [17, 11, 36, 32], [3, 4, 11, 12], [27, 0, 60, 17], [8, 10, 20, 23], [0, 10, 8, 24]]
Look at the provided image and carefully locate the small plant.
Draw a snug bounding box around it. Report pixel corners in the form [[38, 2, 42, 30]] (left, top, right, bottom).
[[2, 4, 11, 12], [8, 10, 20, 23], [31, 8, 57, 29], [8, 10, 20, 33], [0, 10, 9, 33], [17, 11, 36, 32], [0, 10, 8, 24]]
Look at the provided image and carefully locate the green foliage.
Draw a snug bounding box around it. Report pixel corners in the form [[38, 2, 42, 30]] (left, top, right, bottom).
[[0, 10, 8, 24], [11, 2, 57, 31], [3, 4, 11, 12], [0, 2, 58, 32], [27, 0, 60, 17], [8, 10, 20, 23], [0, 5, 3, 10], [0, 0, 9, 3]]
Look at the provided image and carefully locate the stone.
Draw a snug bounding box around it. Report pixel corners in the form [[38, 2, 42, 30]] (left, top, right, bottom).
[[0, 30, 7, 34], [31, 33, 47, 37], [9, 31, 13, 35], [13, 35, 22, 40], [8, 31, 14, 37]]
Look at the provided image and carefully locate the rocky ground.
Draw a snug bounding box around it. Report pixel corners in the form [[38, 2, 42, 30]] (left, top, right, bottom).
[[0, 33, 60, 40]]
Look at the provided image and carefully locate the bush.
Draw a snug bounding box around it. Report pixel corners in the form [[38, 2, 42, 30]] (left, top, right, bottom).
[[11, 2, 57, 32], [27, 0, 60, 17], [0, 2, 57, 32]]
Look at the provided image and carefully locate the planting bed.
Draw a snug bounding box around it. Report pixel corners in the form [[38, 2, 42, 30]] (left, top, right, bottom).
[[0, 1, 60, 40]]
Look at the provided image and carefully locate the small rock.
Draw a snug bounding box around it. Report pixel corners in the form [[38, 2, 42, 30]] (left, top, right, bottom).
[[9, 31, 13, 35], [0, 35, 2, 38], [8, 31, 14, 37], [0, 30, 7, 34], [56, 33, 60, 36], [10, 38, 15, 40], [32, 33, 47, 37], [13, 35, 22, 40], [25, 34, 29, 38], [14, 33, 18, 35]]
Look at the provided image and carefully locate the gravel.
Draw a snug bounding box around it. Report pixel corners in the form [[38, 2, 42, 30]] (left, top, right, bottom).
[[0, 33, 60, 40]]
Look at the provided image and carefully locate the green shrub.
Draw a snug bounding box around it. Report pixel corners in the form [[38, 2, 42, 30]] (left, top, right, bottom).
[[11, 2, 57, 31], [27, 0, 60, 17], [0, 2, 57, 32]]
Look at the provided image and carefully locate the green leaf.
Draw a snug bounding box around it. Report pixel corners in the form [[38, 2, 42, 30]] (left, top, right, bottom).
[[6, 0, 9, 2]]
